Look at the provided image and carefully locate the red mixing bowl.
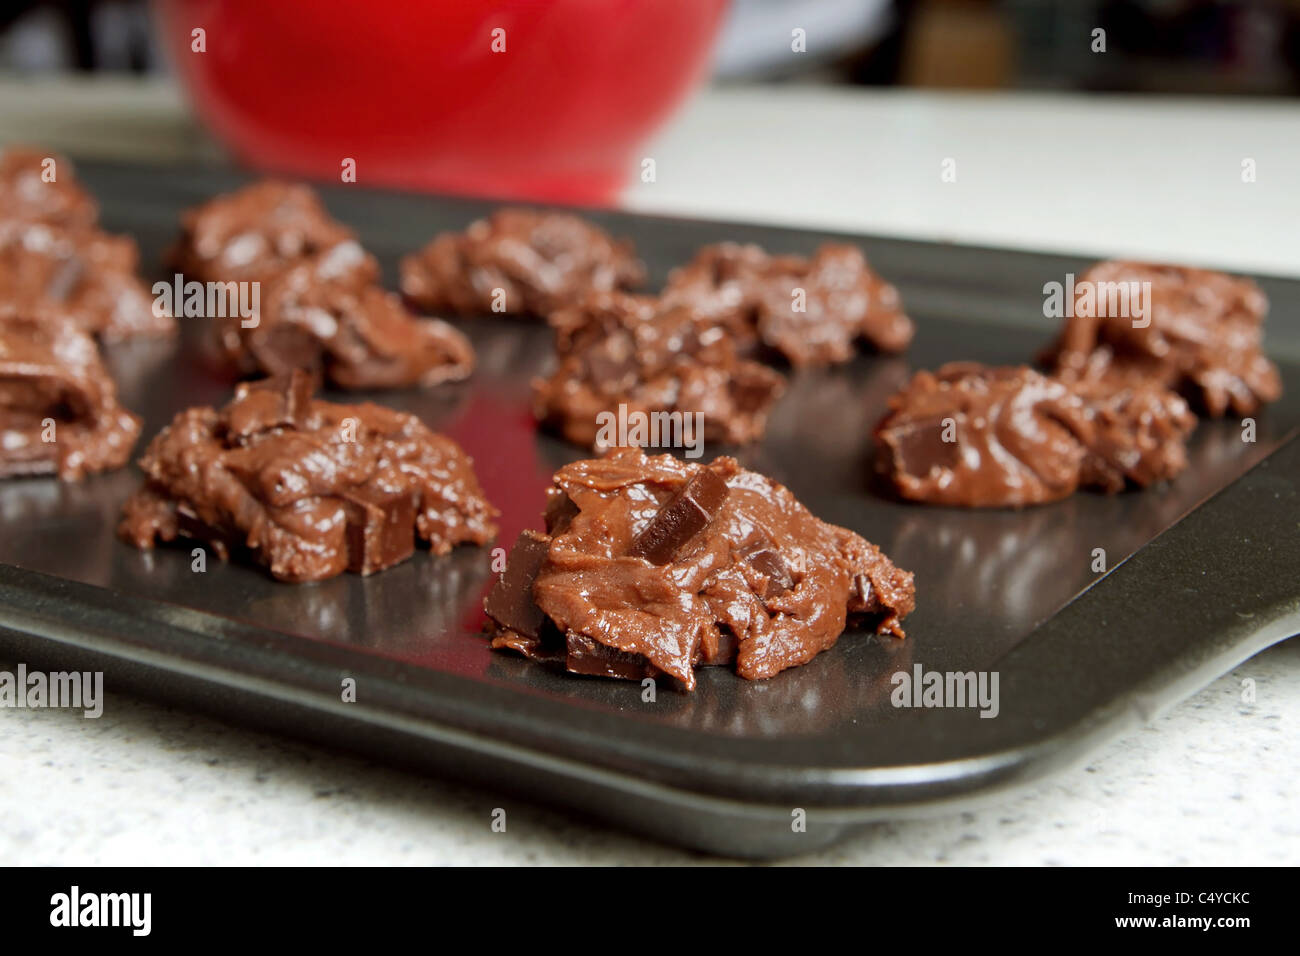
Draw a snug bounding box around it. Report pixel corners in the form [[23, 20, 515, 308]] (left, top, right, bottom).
[[155, 0, 730, 203]]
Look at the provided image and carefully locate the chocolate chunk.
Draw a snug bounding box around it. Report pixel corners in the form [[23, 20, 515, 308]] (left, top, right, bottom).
[[400, 208, 646, 318], [881, 414, 964, 478], [663, 241, 914, 366], [342, 485, 417, 576], [0, 312, 141, 480], [629, 468, 729, 564], [534, 292, 785, 450], [696, 625, 739, 667], [223, 370, 316, 441], [1042, 261, 1281, 417], [564, 631, 657, 681], [739, 541, 794, 598], [118, 371, 498, 582], [543, 490, 579, 534], [850, 571, 875, 610], [483, 530, 552, 639], [490, 626, 565, 665], [490, 448, 915, 690]]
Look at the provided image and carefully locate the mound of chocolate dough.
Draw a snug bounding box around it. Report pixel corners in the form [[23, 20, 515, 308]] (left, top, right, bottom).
[[400, 208, 646, 318], [484, 447, 915, 689], [0, 148, 174, 340], [663, 241, 914, 366], [0, 221, 173, 342], [119, 371, 498, 581], [168, 180, 474, 389], [873, 362, 1196, 508], [0, 312, 141, 480], [213, 247, 474, 390], [535, 292, 786, 450], [168, 180, 377, 287], [1042, 261, 1281, 417], [0, 146, 99, 229]]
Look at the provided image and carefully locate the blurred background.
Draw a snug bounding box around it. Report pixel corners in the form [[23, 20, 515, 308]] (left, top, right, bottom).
[[0, 1, 1297, 278], [4, 0, 1298, 94]]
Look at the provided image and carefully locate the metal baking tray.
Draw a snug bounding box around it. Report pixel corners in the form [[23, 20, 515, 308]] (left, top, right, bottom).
[[1, 161, 1296, 859]]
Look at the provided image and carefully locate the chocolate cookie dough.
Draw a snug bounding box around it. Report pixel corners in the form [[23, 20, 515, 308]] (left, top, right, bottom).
[[0, 312, 141, 480], [214, 249, 475, 390], [534, 292, 786, 449], [1043, 261, 1281, 417], [875, 364, 1087, 507], [0, 147, 98, 229], [119, 371, 498, 581], [0, 221, 173, 341], [400, 208, 646, 318], [170, 181, 474, 390], [168, 180, 377, 286], [484, 448, 915, 689], [663, 241, 914, 366], [0, 150, 174, 340], [873, 362, 1195, 508]]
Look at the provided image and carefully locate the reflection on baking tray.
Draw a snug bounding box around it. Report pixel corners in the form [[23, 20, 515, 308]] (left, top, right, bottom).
[[485, 624, 913, 738], [738, 355, 912, 483], [881, 414, 1289, 669], [109, 544, 491, 653], [0, 472, 133, 582]]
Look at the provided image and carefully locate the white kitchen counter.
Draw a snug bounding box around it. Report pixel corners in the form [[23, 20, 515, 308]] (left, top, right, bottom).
[[627, 86, 1300, 280], [0, 79, 1296, 865]]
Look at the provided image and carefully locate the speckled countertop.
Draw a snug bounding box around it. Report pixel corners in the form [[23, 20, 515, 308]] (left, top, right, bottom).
[[3, 641, 1295, 865], [0, 81, 1296, 865]]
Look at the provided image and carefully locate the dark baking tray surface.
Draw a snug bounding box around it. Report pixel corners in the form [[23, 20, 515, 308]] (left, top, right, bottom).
[[1, 161, 1297, 859]]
